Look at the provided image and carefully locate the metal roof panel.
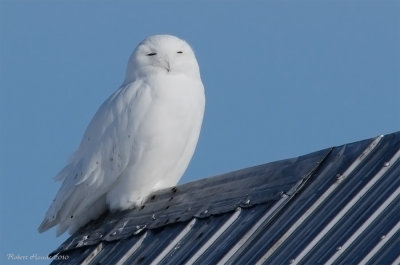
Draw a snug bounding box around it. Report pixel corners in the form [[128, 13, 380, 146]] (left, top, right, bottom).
[[48, 131, 400, 265]]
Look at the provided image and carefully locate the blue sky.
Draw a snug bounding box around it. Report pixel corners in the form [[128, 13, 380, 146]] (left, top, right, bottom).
[[0, 1, 399, 264]]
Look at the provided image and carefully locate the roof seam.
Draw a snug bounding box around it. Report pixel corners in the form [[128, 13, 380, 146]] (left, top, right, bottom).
[[286, 147, 334, 197]]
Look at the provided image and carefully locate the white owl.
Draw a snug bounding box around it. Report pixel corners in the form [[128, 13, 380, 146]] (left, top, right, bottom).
[[38, 35, 205, 236]]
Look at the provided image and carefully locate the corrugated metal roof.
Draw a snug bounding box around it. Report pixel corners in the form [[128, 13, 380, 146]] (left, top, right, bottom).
[[49, 131, 400, 265]]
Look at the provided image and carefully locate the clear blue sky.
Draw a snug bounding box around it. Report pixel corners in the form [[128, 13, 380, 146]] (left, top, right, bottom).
[[0, 1, 399, 264]]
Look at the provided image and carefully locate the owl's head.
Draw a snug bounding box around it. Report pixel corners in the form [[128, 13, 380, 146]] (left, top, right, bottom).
[[125, 35, 201, 83]]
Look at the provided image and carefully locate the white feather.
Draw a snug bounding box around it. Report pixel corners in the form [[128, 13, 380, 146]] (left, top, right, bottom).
[[39, 35, 205, 235]]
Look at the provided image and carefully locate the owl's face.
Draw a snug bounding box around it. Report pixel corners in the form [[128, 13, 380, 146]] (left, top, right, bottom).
[[125, 35, 201, 82]]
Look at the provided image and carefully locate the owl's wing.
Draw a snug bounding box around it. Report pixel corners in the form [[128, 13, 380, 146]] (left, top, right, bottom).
[[38, 80, 147, 235]]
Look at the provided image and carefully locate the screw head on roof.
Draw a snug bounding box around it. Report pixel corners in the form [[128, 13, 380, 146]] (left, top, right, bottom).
[[134, 225, 146, 235], [383, 162, 390, 167], [203, 209, 209, 215], [336, 174, 343, 182], [244, 199, 250, 205], [336, 246, 342, 251], [152, 214, 156, 220], [380, 235, 386, 240], [289, 259, 295, 264]]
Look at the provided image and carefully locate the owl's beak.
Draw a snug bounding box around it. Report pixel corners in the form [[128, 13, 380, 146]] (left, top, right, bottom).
[[162, 57, 171, 72]]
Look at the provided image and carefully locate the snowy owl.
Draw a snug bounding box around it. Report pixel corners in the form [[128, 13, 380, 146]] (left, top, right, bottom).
[[38, 35, 205, 236]]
